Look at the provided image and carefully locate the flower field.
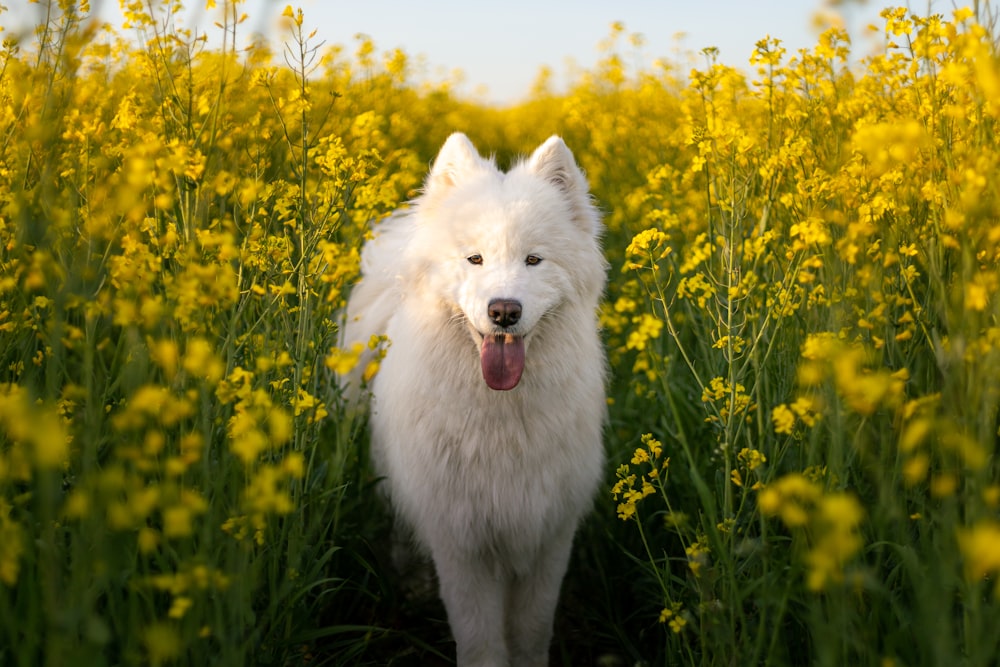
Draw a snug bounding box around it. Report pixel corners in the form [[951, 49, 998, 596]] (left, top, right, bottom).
[[2, 2, 999, 665]]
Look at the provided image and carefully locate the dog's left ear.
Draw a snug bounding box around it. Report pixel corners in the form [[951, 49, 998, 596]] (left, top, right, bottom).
[[527, 136, 600, 236], [526, 136, 586, 194]]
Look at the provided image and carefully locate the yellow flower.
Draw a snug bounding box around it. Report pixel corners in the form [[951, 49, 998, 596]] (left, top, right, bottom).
[[362, 359, 381, 383], [658, 602, 686, 632], [713, 335, 746, 354], [676, 272, 717, 308], [930, 474, 958, 498], [901, 452, 930, 486], [282, 452, 305, 479], [0, 386, 70, 469], [281, 4, 304, 27], [149, 339, 179, 380], [616, 501, 637, 521], [640, 433, 663, 460], [626, 313, 663, 351], [325, 343, 364, 375], [143, 622, 182, 664], [761, 475, 865, 591], [685, 536, 710, 577], [138, 527, 160, 554], [957, 520, 1000, 594], [800, 332, 840, 361], [738, 448, 767, 471], [229, 412, 268, 464], [772, 404, 795, 434], [791, 395, 822, 427], [182, 338, 224, 384], [758, 474, 821, 528], [245, 465, 295, 515], [983, 485, 1000, 509], [168, 596, 193, 619], [965, 282, 989, 311], [292, 389, 327, 421], [625, 228, 671, 264], [162, 498, 201, 539]]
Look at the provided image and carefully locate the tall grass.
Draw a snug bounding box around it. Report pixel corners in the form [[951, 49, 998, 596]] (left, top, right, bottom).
[[1, 2, 999, 666]]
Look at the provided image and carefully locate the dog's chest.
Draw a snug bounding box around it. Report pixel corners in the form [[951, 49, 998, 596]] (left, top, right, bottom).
[[373, 379, 600, 542]]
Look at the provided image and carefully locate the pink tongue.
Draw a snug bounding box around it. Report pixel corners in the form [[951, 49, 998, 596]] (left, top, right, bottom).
[[480, 334, 525, 390]]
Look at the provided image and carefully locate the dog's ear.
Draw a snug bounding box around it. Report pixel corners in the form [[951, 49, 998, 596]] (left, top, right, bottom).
[[526, 136, 586, 196], [425, 133, 489, 196], [527, 136, 600, 236]]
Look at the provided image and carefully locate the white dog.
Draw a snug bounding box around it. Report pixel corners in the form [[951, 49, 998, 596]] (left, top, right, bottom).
[[341, 133, 606, 667]]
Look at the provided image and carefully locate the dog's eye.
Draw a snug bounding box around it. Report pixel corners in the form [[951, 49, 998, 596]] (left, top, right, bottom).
[[467, 254, 483, 265], [525, 255, 543, 266]]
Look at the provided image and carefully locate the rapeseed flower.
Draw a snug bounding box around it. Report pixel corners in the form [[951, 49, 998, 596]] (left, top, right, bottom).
[[612, 434, 668, 520], [760, 475, 866, 590], [772, 404, 796, 435], [956, 521, 1000, 597], [659, 603, 688, 634]]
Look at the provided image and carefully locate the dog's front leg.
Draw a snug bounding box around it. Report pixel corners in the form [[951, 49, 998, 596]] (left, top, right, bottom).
[[434, 550, 509, 667], [505, 527, 575, 667]]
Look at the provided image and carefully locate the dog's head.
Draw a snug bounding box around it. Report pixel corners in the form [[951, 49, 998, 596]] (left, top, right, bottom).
[[410, 133, 604, 390]]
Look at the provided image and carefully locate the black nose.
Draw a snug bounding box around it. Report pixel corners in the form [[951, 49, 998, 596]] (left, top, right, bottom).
[[488, 299, 522, 328]]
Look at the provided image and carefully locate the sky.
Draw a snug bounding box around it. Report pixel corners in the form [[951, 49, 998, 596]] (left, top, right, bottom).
[[7, 1, 939, 105]]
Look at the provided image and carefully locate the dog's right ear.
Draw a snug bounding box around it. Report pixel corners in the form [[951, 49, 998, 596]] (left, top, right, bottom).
[[425, 133, 488, 196]]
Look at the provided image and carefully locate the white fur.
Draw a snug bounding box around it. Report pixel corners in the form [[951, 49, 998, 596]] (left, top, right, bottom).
[[341, 133, 607, 667]]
